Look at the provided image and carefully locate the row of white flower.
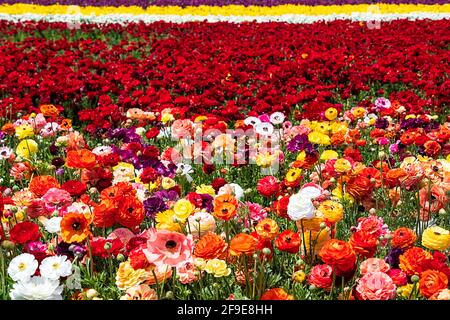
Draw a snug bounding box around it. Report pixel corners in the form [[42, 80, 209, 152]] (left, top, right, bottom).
[[0, 12, 449, 24]]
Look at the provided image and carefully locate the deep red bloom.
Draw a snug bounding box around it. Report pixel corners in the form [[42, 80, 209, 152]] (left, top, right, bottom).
[[274, 230, 301, 254], [62, 180, 87, 197], [257, 176, 280, 197], [9, 221, 41, 244]]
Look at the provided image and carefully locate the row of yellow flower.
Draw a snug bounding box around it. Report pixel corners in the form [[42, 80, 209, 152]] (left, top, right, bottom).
[[0, 4, 450, 16]]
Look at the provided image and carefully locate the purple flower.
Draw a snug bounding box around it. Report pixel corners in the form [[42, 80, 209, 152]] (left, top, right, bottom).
[[375, 117, 389, 129], [153, 190, 179, 202], [385, 247, 405, 268], [286, 134, 309, 152], [143, 196, 168, 218]]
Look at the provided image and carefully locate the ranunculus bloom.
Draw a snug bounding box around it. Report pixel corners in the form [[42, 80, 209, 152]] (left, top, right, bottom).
[[9, 221, 41, 244], [419, 270, 449, 298], [319, 239, 356, 276], [307, 264, 333, 291], [93, 199, 118, 228], [213, 194, 237, 221], [359, 258, 390, 275], [287, 183, 324, 221], [386, 269, 408, 286], [349, 230, 379, 258], [274, 230, 301, 254], [143, 229, 193, 267], [60, 212, 91, 243], [421, 226, 450, 251], [255, 218, 279, 240], [229, 233, 258, 256], [66, 149, 97, 169], [260, 288, 294, 300], [256, 176, 280, 198], [29, 175, 60, 198], [193, 232, 228, 260], [399, 247, 433, 276], [61, 180, 87, 197], [117, 196, 145, 229], [41, 188, 73, 211], [391, 227, 417, 249], [356, 271, 397, 300], [430, 289, 450, 300]]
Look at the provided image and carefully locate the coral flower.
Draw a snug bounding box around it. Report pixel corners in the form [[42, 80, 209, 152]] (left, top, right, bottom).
[[120, 284, 158, 300], [60, 213, 91, 243], [93, 199, 118, 228], [419, 270, 448, 298], [359, 258, 390, 275], [193, 232, 228, 260], [391, 227, 417, 249], [349, 230, 379, 258], [229, 233, 258, 256], [319, 239, 356, 276], [308, 264, 333, 291], [260, 288, 294, 300], [143, 229, 193, 267], [29, 175, 60, 198], [213, 201, 237, 221], [66, 149, 97, 169]]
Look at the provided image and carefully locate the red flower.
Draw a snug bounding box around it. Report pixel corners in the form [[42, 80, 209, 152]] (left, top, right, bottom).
[[211, 178, 227, 192], [349, 230, 379, 258], [61, 180, 87, 197], [256, 176, 280, 197], [9, 221, 41, 244], [117, 196, 145, 229], [90, 237, 123, 258], [139, 167, 159, 184], [274, 230, 301, 254], [145, 127, 160, 140]]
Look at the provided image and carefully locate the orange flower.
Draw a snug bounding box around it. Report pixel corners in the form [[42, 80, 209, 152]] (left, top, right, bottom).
[[213, 201, 237, 221], [60, 119, 72, 130], [255, 218, 279, 240], [331, 132, 345, 146], [93, 199, 118, 228], [29, 175, 60, 197], [229, 233, 258, 256], [391, 227, 417, 249], [60, 213, 91, 243], [1, 123, 15, 135], [214, 194, 238, 206], [193, 232, 228, 260], [399, 247, 433, 276], [260, 288, 294, 300], [345, 176, 372, 199], [116, 196, 145, 229], [101, 182, 136, 201], [66, 149, 97, 169], [385, 168, 407, 187], [349, 230, 379, 258], [319, 239, 356, 276], [40, 104, 60, 117], [419, 270, 448, 298]]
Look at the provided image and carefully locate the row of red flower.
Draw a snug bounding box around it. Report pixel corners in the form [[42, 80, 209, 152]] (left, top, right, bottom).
[[0, 20, 449, 132]]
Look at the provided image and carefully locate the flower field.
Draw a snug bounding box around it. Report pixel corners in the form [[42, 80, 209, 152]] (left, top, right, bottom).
[[0, 1, 449, 301]]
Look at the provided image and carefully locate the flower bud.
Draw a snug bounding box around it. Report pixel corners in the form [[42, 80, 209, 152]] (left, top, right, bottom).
[[319, 222, 327, 230], [1, 240, 15, 250], [369, 208, 376, 215], [262, 248, 271, 255], [103, 242, 112, 251], [86, 289, 99, 299], [10, 206, 18, 213], [411, 275, 419, 283], [116, 254, 125, 262], [165, 291, 174, 299]]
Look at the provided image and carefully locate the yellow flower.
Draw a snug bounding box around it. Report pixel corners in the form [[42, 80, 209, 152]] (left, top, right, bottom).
[[398, 284, 415, 299], [161, 113, 174, 124], [308, 131, 330, 146], [422, 226, 450, 251], [194, 257, 207, 270], [204, 259, 231, 277], [334, 158, 352, 173], [318, 200, 344, 223], [285, 168, 302, 183], [194, 116, 208, 123], [195, 184, 215, 196], [16, 139, 38, 158], [173, 199, 194, 221], [324, 108, 338, 121], [301, 228, 330, 256], [351, 107, 367, 119], [255, 218, 279, 240], [292, 270, 306, 283], [296, 150, 306, 161], [320, 150, 339, 161], [155, 210, 182, 232], [115, 261, 150, 290], [332, 186, 354, 204], [314, 122, 330, 134], [446, 154, 450, 162], [330, 121, 348, 135], [161, 177, 176, 189], [15, 124, 34, 140], [256, 152, 277, 168]]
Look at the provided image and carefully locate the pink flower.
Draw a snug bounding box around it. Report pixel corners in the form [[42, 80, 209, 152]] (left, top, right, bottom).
[[143, 229, 193, 267], [360, 258, 390, 275], [377, 137, 390, 145], [171, 119, 193, 139], [176, 261, 198, 284], [243, 202, 267, 227], [41, 188, 73, 211], [356, 271, 397, 300], [307, 264, 333, 291]]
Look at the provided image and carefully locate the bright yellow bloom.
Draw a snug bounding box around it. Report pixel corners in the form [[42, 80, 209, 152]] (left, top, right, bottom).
[[194, 116, 208, 123], [161, 113, 174, 124], [398, 284, 415, 299], [332, 186, 354, 204], [330, 121, 348, 135], [334, 158, 352, 173], [173, 199, 194, 221], [351, 107, 367, 119], [296, 150, 306, 161], [255, 218, 279, 240], [204, 259, 231, 277], [320, 150, 338, 161], [16, 139, 38, 158], [308, 131, 330, 146], [155, 210, 182, 232], [15, 124, 34, 140], [115, 261, 150, 290], [422, 226, 450, 251], [318, 200, 344, 223], [195, 184, 215, 196], [285, 168, 302, 183], [256, 152, 277, 168], [292, 270, 306, 283], [324, 108, 338, 121]]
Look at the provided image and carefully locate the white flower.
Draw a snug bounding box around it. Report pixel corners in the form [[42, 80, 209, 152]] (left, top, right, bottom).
[[0, 146, 12, 160], [7, 253, 38, 282], [255, 122, 274, 136], [244, 116, 261, 127], [10, 276, 63, 300], [270, 112, 285, 125], [287, 193, 315, 221], [188, 211, 216, 238], [92, 145, 113, 156], [218, 183, 244, 200], [39, 256, 73, 280], [43, 217, 62, 234], [298, 185, 323, 200]]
